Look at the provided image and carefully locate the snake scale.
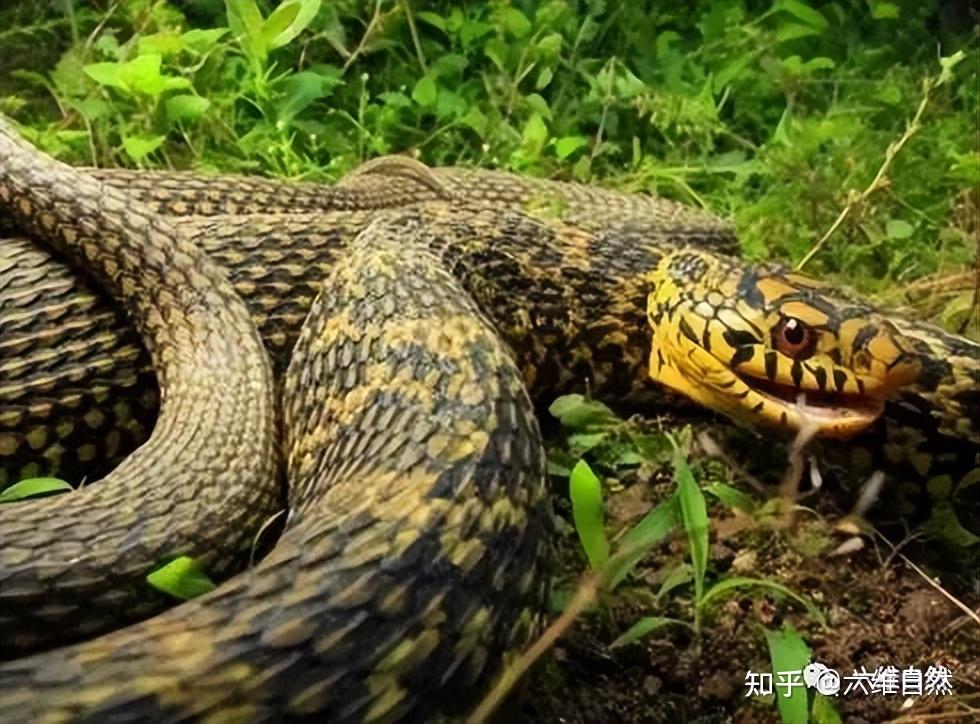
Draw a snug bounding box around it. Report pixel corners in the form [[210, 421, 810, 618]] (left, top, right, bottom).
[[0, 116, 977, 722]]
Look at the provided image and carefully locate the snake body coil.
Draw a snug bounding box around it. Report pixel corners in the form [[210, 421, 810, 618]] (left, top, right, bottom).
[[0, 125, 977, 722]]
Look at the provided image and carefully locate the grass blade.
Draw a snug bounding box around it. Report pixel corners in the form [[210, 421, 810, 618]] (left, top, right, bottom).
[[146, 556, 216, 600], [610, 616, 690, 649], [0, 477, 73, 503], [674, 449, 708, 606], [699, 576, 826, 626], [569, 459, 609, 571], [764, 624, 811, 724], [605, 495, 679, 589]]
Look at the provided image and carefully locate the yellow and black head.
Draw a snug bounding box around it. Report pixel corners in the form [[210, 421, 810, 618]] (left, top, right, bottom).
[[645, 250, 921, 439]]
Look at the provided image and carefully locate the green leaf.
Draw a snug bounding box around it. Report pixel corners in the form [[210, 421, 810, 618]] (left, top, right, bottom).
[[182, 28, 229, 53], [262, 0, 321, 52], [0, 477, 73, 503], [122, 134, 166, 161], [655, 561, 694, 602], [924, 501, 980, 547], [610, 616, 688, 648], [885, 219, 913, 239], [497, 7, 531, 38], [705, 483, 758, 514], [870, 2, 900, 20], [521, 113, 549, 159], [416, 11, 446, 32], [607, 496, 679, 589], [146, 556, 216, 600], [138, 32, 185, 57], [548, 394, 619, 430], [777, 0, 828, 30], [699, 576, 826, 625], [674, 448, 708, 604], [412, 74, 438, 107], [775, 23, 822, 43], [554, 135, 588, 160], [275, 69, 340, 122], [227, 0, 267, 65], [83, 62, 128, 91], [764, 624, 811, 724], [811, 692, 843, 724], [535, 66, 553, 91], [569, 460, 609, 571], [566, 431, 610, 454], [165, 94, 211, 122]]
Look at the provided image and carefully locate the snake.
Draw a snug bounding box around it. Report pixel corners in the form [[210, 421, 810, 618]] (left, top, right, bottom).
[[0, 117, 977, 722]]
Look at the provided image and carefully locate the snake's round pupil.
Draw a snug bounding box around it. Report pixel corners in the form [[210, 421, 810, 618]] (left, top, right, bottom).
[[783, 319, 805, 345], [773, 316, 817, 359]]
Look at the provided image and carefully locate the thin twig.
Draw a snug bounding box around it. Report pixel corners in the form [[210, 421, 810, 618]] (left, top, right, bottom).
[[341, 0, 389, 73], [871, 527, 980, 627], [796, 70, 943, 271], [467, 574, 601, 723], [400, 0, 427, 73]]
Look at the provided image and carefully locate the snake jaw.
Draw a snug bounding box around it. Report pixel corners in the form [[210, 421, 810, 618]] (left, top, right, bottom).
[[646, 250, 923, 440]]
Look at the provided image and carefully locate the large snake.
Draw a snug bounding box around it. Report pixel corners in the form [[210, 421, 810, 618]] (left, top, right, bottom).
[[0, 118, 977, 722]]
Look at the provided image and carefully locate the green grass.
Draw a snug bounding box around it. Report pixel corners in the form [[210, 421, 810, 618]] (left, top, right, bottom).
[[0, 0, 976, 326]]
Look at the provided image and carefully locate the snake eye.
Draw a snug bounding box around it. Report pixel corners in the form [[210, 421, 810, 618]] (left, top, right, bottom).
[[773, 317, 817, 359]]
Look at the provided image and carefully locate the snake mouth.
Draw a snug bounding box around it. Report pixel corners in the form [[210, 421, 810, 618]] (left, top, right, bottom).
[[736, 372, 884, 432]]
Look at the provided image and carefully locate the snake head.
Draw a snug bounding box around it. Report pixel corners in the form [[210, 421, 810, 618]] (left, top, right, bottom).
[[645, 250, 922, 439]]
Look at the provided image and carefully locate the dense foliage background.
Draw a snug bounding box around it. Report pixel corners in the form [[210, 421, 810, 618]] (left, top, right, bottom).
[[1, 0, 977, 335]]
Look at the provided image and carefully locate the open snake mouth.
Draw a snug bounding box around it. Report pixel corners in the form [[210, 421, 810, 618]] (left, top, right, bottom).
[[736, 372, 884, 424]]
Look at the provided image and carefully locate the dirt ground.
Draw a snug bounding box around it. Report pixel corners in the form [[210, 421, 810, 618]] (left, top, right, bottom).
[[517, 438, 979, 724]]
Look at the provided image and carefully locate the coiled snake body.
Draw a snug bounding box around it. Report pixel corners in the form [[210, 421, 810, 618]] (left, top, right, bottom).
[[0, 117, 977, 722]]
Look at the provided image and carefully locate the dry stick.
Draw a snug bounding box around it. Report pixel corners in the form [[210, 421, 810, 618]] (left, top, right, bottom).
[[467, 574, 602, 724], [467, 532, 664, 723], [400, 0, 427, 73], [871, 527, 980, 628], [795, 74, 941, 272]]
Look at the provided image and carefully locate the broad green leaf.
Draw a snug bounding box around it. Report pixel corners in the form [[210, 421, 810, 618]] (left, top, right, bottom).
[[0, 477, 73, 503], [227, 0, 267, 64], [146, 556, 216, 600], [275, 69, 340, 122], [566, 431, 610, 454], [699, 576, 825, 625], [606, 496, 679, 589], [885, 219, 913, 239], [705, 482, 758, 514], [138, 32, 184, 57], [83, 62, 128, 91], [122, 134, 166, 161], [764, 624, 811, 724], [610, 616, 688, 648], [548, 394, 619, 430], [777, 0, 828, 30], [165, 94, 211, 122], [412, 74, 438, 107], [416, 11, 447, 32], [674, 449, 708, 604], [870, 2, 900, 20], [497, 7, 531, 38], [924, 501, 980, 547], [521, 113, 549, 159], [262, 0, 321, 52], [554, 135, 588, 160], [775, 23, 822, 43], [569, 460, 609, 571], [535, 66, 553, 90], [629, 432, 672, 464], [182, 28, 229, 53]]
